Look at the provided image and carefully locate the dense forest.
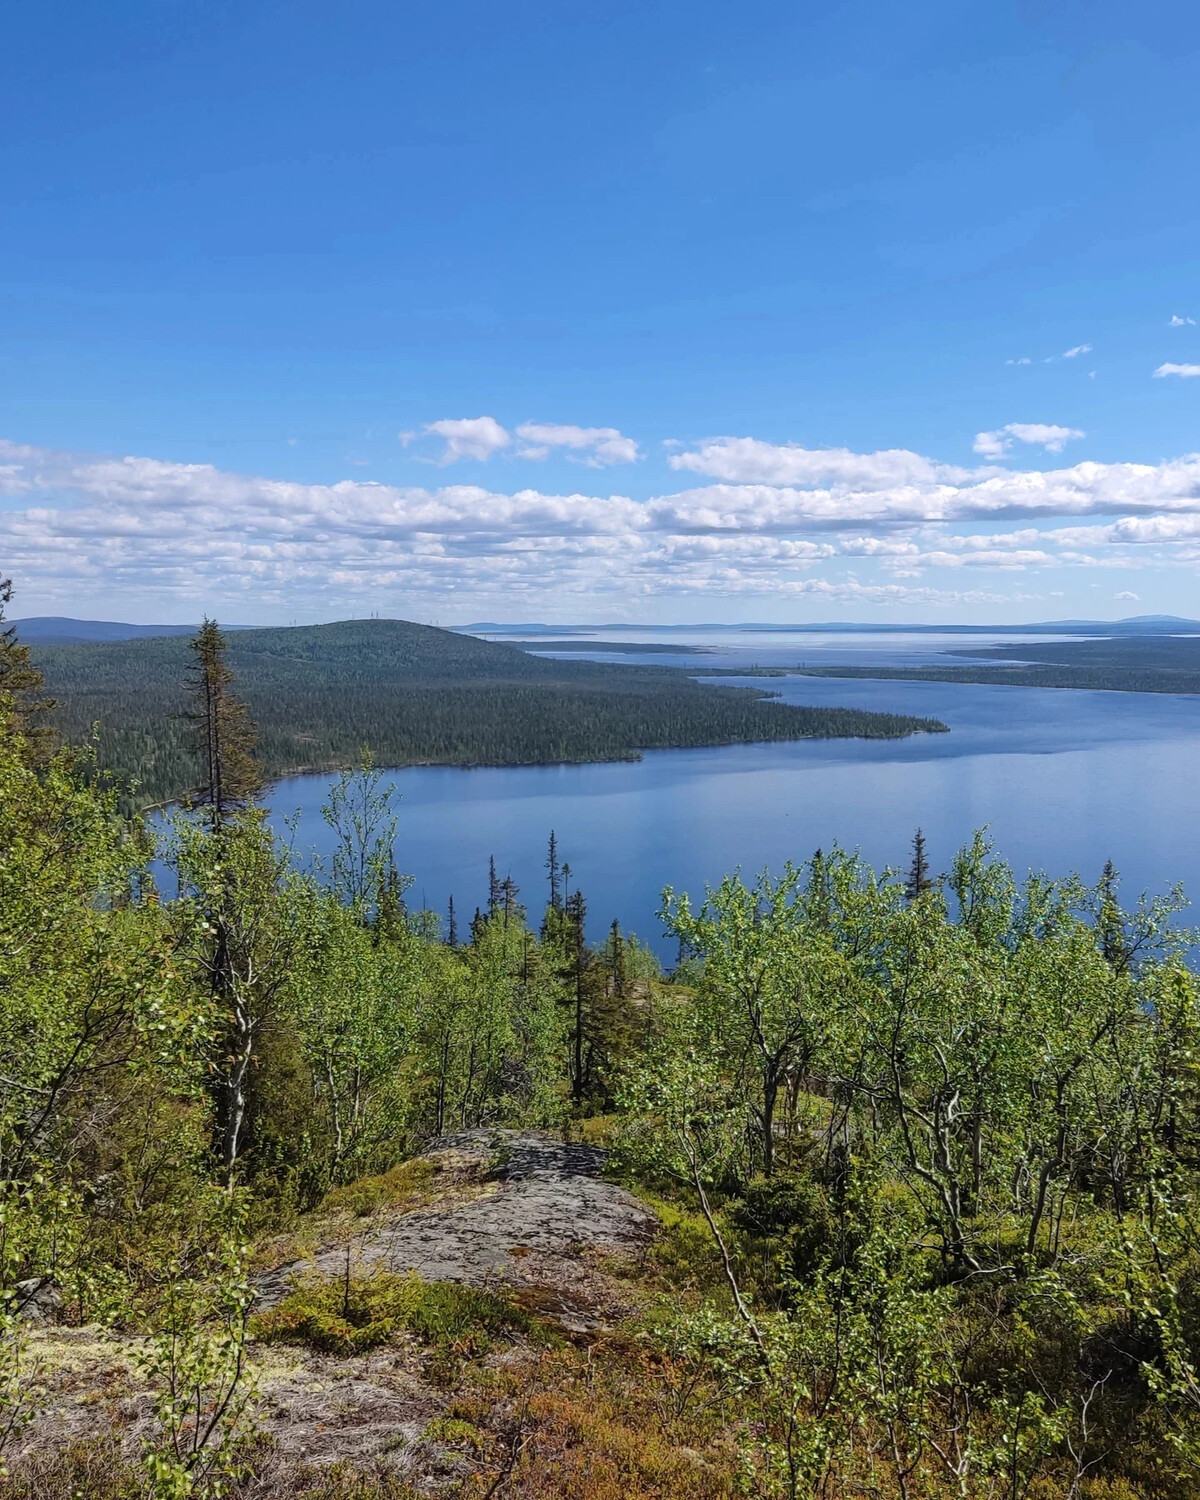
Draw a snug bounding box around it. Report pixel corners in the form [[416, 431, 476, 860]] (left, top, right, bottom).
[[5, 585, 1200, 1499], [28, 619, 946, 807], [799, 634, 1200, 694]]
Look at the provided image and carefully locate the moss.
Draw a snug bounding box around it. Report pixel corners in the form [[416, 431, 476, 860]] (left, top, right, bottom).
[[250, 1270, 542, 1359], [319, 1158, 438, 1219], [422, 1415, 483, 1449]]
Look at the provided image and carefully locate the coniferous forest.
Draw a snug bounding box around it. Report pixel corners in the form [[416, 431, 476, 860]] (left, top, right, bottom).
[[5, 579, 1200, 1499], [797, 634, 1200, 695], [30, 619, 946, 808]]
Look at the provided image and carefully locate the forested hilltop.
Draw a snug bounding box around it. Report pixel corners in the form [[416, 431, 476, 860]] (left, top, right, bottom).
[[31, 617, 946, 806], [5, 581, 1200, 1499]]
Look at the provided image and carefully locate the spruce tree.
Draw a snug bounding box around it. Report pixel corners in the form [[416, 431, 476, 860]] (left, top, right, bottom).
[[609, 917, 627, 998], [566, 887, 587, 1105], [186, 618, 262, 827], [545, 830, 561, 911], [906, 828, 932, 903], [447, 893, 459, 947], [1098, 859, 1128, 970], [501, 874, 519, 928], [182, 619, 271, 1180], [0, 577, 54, 762]]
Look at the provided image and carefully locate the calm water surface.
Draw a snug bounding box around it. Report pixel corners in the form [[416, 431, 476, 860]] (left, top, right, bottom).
[[263, 634, 1200, 956]]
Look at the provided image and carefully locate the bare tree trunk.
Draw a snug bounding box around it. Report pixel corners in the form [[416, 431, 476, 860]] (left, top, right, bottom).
[[222, 994, 253, 1184]]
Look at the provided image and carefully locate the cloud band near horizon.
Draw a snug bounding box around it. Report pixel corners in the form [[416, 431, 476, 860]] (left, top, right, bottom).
[[3, 434, 1200, 615]]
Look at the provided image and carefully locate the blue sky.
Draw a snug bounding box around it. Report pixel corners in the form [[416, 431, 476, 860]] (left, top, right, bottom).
[[2, 0, 1199, 623]]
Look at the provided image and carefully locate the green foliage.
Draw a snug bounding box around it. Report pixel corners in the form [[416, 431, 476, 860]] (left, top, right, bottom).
[[136, 1196, 257, 1499], [250, 1272, 538, 1359], [10, 636, 1200, 1497], [617, 839, 1200, 1496]]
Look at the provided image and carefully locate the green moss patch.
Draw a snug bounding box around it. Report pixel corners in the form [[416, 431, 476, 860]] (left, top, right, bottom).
[[250, 1271, 542, 1358]]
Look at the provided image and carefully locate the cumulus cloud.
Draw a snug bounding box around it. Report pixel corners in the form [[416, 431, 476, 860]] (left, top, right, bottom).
[[1168, 315, 1196, 327], [972, 423, 1085, 459], [513, 423, 639, 466], [5, 433, 1200, 612], [1154, 363, 1200, 379], [424, 416, 512, 463]]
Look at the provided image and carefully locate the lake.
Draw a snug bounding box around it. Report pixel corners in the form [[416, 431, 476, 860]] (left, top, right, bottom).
[[263, 632, 1200, 958]]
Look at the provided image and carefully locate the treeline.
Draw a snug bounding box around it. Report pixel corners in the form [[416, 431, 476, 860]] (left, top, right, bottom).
[[800, 633, 1200, 694], [30, 618, 947, 806], [5, 593, 1200, 1498]]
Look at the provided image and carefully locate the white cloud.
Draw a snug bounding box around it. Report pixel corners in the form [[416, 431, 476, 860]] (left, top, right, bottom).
[[416, 417, 639, 466], [972, 423, 1085, 459], [1115, 591, 1140, 600], [1169, 315, 1196, 327], [513, 423, 639, 466], [1006, 357, 1032, 366], [1154, 363, 1200, 379], [6, 433, 1200, 612], [1061, 344, 1092, 359], [971, 431, 1009, 460], [424, 416, 512, 463], [667, 436, 969, 489]]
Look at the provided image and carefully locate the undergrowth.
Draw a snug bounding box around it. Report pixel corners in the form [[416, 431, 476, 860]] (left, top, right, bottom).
[[0, 1440, 425, 1500]]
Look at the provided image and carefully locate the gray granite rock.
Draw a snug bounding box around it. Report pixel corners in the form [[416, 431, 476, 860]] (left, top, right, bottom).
[[254, 1130, 656, 1327]]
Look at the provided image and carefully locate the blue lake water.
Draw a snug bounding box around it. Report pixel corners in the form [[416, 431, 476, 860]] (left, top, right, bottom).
[[263, 634, 1200, 958]]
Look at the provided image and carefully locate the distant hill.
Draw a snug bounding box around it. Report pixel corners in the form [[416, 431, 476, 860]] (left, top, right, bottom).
[[33, 618, 946, 806], [12, 616, 200, 645]]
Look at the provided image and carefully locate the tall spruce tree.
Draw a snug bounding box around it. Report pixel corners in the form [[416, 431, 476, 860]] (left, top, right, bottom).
[[181, 619, 275, 1179], [186, 618, 262, 827], [545, 830, 562, 911]]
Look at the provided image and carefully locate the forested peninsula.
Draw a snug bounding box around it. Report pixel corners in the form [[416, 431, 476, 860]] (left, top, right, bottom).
[[31, 618, 946, 806], [796, 633, 1200, 694]]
